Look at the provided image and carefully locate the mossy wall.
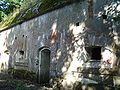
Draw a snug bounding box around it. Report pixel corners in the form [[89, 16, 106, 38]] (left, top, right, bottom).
[[0, 0, 82, 31]]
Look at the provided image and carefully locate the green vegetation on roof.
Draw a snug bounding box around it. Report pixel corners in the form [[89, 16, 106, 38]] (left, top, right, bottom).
[[0, 0, 80, 31]]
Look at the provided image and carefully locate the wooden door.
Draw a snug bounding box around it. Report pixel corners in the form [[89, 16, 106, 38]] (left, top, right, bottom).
[[38, 48, 50, 84]]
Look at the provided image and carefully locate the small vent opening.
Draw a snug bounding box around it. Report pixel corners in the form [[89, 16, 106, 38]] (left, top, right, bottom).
[[19, 50, 24, 55], [76, 22, 80, 26]]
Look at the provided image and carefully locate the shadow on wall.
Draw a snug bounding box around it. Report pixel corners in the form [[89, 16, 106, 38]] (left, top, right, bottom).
[[0, 27, 29, 73], [52, 22, 119, 89], [0, 0, 119, 89], [49, 1, 120, 90]]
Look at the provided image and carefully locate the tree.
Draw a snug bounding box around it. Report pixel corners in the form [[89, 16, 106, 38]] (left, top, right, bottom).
[[0, 0, 23, 22]]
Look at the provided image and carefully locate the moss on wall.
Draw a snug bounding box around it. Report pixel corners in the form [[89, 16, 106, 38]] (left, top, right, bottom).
[[0, 0, 83, 31]]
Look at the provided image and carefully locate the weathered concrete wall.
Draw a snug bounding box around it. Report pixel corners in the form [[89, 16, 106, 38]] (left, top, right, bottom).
[[0, 0, 120, 88]]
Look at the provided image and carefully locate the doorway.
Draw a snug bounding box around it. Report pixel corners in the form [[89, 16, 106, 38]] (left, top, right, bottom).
[[38, 48, 50, 84]]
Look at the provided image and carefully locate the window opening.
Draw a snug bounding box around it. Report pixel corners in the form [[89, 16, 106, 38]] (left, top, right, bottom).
[[86, 46, 101, 60], [91, 46, 101, 60]]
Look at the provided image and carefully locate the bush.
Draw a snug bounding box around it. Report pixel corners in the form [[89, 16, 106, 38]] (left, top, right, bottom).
[[8, 68, 36, 82]]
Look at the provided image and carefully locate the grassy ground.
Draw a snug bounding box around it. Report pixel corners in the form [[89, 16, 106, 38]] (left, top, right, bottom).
[[0, 73, 52, 90], [0, 72, 120, 90]]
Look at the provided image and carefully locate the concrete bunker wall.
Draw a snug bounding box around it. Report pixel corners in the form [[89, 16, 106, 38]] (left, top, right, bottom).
[[0, 0, 119, 84]]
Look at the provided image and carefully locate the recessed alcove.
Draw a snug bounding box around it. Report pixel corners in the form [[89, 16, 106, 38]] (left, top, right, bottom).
[[85, 46, 101, 60]]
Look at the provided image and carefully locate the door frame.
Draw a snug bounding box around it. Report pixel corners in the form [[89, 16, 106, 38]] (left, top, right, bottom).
[[38, 47, 50, 84]]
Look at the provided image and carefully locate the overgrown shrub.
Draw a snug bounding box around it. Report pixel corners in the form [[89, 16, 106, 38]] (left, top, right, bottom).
[[0, 0, 78, 30], [8, 68, 36, 82]]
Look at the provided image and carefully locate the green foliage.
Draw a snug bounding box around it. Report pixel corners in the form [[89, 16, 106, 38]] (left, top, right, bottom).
[[8, 68, 36, 81], [0, 0, 80, 30], [113, 13, 120, 22], [16, 82, 26, 90], [0, 11, 7, 21], [40, 0, 61, 9], [0, 0, 23, 22]]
